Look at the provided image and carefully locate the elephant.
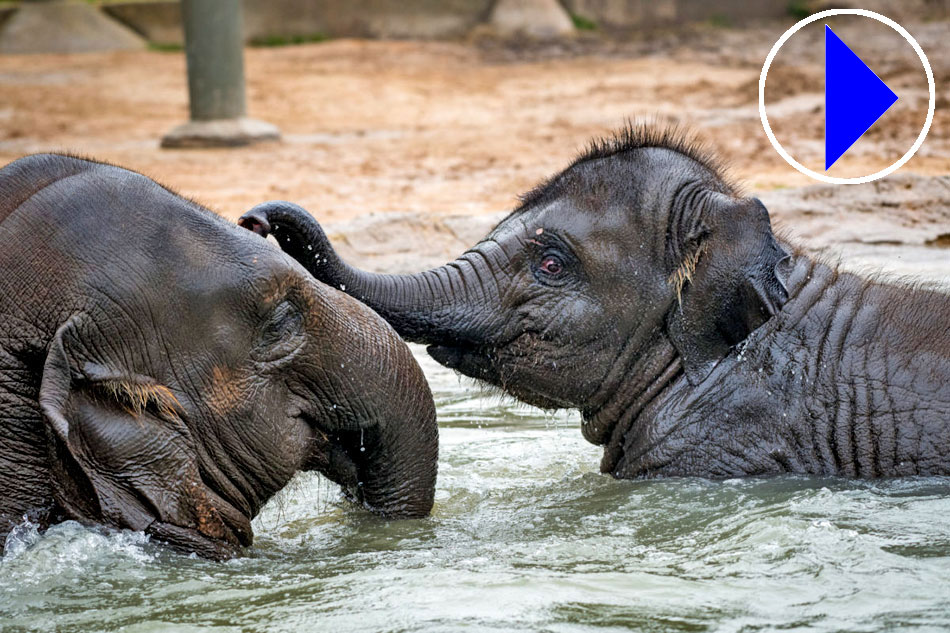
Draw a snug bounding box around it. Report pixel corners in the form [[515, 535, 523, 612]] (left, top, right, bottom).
[[0, 153, 438, 560], [238, 124, 950, 480]]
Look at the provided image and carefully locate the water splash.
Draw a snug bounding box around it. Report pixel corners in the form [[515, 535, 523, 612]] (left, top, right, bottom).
[[3, 345, 950, 632]]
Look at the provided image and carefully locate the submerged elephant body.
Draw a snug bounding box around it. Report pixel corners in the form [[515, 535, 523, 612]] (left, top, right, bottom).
[[241, 125, 950, 479], [0, 154, 437, 559]]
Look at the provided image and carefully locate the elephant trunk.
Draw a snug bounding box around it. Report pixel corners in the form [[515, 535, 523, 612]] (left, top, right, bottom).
[[240, 201, 497, 347], [355, 349, 439, 519], [312, 290, 440, 519]]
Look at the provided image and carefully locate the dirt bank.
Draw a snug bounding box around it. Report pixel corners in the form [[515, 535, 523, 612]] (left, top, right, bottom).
[[1, 23, 947, 282]]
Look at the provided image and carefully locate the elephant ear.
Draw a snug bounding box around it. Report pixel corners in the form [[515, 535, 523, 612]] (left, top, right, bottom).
[[39, 317, 250, 559], [665, 193, 790, 385]]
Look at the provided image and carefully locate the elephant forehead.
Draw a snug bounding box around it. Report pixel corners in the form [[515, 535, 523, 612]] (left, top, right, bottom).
[[531, 192, 652, 235], [518, 199, 658, 265]]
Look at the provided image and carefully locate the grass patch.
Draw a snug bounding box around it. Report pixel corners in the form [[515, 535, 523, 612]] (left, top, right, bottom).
[[148, 41, 183, 53], [707, 14, 732, 28], [787, 1, 814, 20], [85, 0, 164, 4], [249, 32, 328, 47], [570, 13, 597, 31]]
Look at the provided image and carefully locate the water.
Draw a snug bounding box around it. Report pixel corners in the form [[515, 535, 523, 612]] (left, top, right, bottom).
[[3, 345, 950, 632]]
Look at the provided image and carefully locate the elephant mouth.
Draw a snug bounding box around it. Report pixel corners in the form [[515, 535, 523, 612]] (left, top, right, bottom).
[[427, 342, 571, 410], [427, 342, 497, 382], [304, 419, 377, 508]]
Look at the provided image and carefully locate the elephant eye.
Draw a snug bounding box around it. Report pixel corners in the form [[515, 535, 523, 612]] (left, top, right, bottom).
[[254, 300, 305, 363], [539, 255, 564, 276], [527, 235, 575, 286]]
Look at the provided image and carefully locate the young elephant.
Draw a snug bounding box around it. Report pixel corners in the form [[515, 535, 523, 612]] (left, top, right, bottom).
[[239, 125, 950, 480], [0, 154, 438, 560]]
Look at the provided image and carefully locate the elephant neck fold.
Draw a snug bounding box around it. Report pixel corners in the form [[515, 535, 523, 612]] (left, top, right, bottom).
[[581, 327, 683, 473]]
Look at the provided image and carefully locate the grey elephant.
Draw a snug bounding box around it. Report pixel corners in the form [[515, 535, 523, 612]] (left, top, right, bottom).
[[239, 124, 950, 479], [0, 154, 438, 560]]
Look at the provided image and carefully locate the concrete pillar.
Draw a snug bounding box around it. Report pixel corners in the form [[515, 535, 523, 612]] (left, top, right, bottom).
[[161, 0, 279, 148], [182, 0, 246, 121]]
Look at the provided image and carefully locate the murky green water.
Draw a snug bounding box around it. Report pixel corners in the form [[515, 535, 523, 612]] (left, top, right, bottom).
[[3, 345, 950, 632]]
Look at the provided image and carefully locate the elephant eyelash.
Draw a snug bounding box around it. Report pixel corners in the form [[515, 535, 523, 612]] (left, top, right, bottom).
[[95, 380, 182, 419]]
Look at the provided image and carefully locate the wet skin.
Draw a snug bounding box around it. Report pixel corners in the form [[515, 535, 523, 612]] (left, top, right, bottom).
[[239, 125, 950, 479], [0, 154, 438, 559]]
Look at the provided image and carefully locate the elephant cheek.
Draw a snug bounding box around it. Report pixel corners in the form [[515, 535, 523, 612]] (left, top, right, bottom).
[[205, 366, 250, 418]]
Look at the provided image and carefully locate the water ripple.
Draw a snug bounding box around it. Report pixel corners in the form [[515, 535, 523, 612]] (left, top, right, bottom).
[[2, 345, 950, 632]]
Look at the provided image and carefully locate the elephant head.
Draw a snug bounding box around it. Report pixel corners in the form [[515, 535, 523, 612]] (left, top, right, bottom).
[[237, 125, 789, 471], [0, 154, 438, 559]]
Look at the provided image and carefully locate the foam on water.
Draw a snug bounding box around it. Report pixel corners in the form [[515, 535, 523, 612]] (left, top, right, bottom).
[[3, 344, 950, 632]]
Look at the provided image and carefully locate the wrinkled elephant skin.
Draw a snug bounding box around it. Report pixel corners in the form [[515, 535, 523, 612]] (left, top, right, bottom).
[[0, 154, 438, 559], [239, 125, 950, 479]]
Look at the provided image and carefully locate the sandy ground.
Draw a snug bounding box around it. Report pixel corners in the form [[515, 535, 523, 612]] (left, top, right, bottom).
[[1, 19, 948, 279]]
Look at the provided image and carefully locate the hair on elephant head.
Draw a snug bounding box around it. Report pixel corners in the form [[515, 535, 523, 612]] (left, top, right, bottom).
[[240, 123, 950, 480], [0, 154, 438, 560]]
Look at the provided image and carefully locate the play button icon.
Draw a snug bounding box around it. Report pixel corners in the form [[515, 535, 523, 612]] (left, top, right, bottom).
[[759, 9, 935, 185], [824, 25, 899, 170]]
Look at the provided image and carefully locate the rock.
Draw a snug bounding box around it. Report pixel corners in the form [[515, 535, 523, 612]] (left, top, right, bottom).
[[0, 2, 145, 55], [104, 1, 183, 48], [325, 212, 504, 273], [760, 173, 950, 248], [487, 0, 575, 39], [760, 173, 950, 288]]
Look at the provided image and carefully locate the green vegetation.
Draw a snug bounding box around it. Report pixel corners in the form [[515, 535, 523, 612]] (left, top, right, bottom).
[[787, 1, 814, 20], [249, 32, 328, 48], [83, 0, 153, 4], [570, 13, 597, 31], [148, 41, 183, 53], [707, 13, 732, 28]]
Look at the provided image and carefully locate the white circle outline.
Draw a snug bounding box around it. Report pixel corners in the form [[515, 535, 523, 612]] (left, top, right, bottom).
[[759, 9, 935, 184]]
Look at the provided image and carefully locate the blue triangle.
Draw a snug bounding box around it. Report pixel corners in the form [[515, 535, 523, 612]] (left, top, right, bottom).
[[825, 25, 898, 170]]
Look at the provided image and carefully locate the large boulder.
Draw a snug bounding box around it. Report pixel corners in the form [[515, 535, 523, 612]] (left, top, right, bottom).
[[0, 2, 145, 55], [487, 0, 575, 38]]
